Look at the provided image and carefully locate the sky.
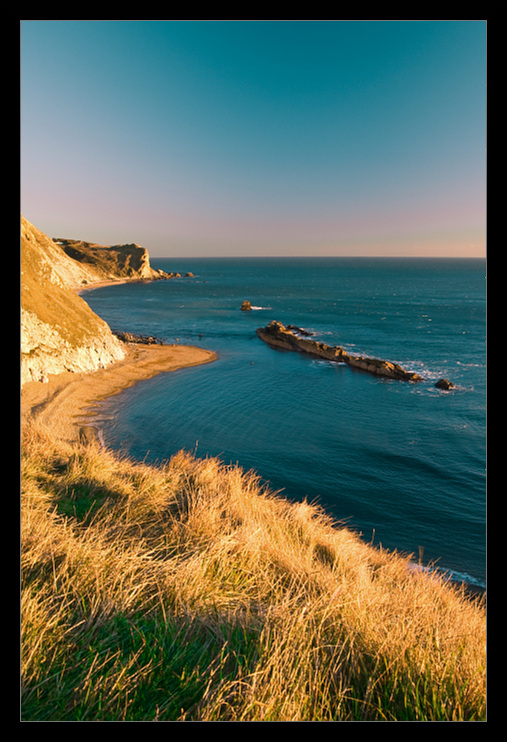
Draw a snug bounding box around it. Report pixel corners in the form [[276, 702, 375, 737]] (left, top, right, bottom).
[[20, 20, 487, 258]]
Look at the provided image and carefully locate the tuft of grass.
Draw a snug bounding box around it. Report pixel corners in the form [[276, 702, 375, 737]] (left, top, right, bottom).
[[21, 420, 486, 721]]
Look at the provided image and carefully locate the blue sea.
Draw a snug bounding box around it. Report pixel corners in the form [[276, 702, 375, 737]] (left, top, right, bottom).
[[83, 258, 486, 589]]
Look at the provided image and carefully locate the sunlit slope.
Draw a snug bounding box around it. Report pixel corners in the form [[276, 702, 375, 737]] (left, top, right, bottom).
[[21, 216, 125, 384]]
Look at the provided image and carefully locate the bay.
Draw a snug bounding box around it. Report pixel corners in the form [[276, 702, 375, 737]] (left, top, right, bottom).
[[84, 257, 486, 588]]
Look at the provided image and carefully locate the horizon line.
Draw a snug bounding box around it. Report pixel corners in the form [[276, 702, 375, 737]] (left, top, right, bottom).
[[151, 254, 487, 260]]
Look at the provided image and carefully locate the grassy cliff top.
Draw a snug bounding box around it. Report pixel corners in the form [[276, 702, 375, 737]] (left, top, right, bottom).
[[21, 420, 486, 721]]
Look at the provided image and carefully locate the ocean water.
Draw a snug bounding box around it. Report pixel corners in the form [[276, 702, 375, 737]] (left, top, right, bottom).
[[83, 258, 486, 588]]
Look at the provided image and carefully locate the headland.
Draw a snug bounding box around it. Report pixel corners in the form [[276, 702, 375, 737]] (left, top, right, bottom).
[[20, 214, 216, 442]]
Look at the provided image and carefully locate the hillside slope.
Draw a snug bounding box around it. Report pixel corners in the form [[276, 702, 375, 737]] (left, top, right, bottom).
[[21, 422, 486, 721], [21, 216, 126, 385]]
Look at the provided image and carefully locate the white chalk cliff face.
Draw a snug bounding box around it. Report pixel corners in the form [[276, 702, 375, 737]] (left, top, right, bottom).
[[21, 216, 126, 386]]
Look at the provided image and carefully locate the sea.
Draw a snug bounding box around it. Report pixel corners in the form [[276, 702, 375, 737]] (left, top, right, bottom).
[[83, 257, 487, 590]]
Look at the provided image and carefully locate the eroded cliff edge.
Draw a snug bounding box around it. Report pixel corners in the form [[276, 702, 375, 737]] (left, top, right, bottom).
[[53, 237, 174, 284], [21, 216, 130, 385], [20, 215, 204, 387], [21, 215, 183, 386]]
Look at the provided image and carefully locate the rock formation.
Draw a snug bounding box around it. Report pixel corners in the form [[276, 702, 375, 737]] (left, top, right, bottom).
[[435, 378, 454, 390], [21, 216, 128, 385], [52, 237, 172, 284], [241, 300, 252, 311], [256, 321, 423, 382], [113, 331, 162, 345]]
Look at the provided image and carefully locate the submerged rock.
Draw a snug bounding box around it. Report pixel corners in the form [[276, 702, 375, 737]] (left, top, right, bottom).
[[256, 320, 423, 382]]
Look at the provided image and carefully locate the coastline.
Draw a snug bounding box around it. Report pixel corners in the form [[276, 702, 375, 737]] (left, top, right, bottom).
[[76, 276, 158, 293], [21, 342, 217, 445], [77, 279, 131, 293], [21, 277, 485, 602]]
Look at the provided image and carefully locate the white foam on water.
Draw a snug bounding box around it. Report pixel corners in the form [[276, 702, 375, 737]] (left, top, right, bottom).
[[408, 561, 486, 590]]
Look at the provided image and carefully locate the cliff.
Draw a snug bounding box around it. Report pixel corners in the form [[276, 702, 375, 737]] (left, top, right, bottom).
[[52, 237, 173, 285], [21, 216, 128, 385], [256, 321, 422, 382]]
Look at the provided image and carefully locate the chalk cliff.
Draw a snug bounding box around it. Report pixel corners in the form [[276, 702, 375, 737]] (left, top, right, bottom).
[[52, 237, 173, 285], [20, 216, 129, 385]]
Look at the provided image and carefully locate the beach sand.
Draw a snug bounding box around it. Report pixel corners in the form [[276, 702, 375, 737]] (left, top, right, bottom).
[[21, 342, 217, 444]]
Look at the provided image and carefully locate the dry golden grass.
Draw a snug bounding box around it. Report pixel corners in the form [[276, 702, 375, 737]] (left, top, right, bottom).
[[21, 420, 486, 721]]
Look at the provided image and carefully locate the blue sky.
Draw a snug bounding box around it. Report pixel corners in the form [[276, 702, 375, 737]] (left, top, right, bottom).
[[21, 20, 486, 257]]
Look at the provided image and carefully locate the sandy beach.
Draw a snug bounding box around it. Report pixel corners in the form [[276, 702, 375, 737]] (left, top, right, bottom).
[[21, 342, 217, 444]]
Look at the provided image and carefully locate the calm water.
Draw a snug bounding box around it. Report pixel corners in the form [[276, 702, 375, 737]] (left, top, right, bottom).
[[84, 258, 486, 588]]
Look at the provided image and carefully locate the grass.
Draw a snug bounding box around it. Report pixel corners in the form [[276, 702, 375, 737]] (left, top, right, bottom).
[[21, 420, 486, 721]]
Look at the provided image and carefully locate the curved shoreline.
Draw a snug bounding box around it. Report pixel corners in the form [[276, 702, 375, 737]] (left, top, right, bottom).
[[21, 337, 485, 601], [21, 342, 217, 444], [21, 281, 483, 601]]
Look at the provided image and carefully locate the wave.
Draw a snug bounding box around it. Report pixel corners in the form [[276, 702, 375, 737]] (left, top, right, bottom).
[[408, 562, 486, 591]]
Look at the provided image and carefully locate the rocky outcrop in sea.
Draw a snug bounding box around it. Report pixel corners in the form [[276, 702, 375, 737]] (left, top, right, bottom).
[[256, 320, 423, 382]]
